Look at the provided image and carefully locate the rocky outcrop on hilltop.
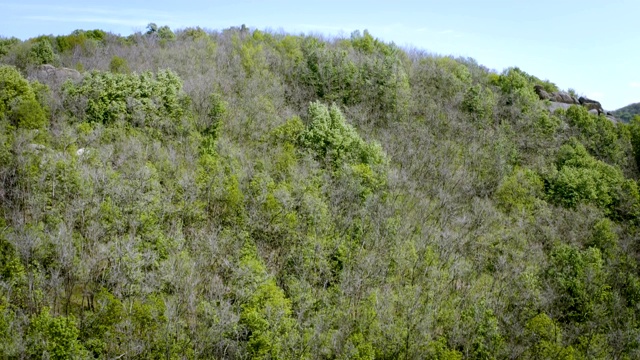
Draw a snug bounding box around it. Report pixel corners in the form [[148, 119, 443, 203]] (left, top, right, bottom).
[[534, 85, 612, 120], [534, 85, 579, 105], [579, 96, 604, 115]]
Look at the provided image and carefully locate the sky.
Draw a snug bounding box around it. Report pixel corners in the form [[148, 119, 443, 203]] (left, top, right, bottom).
[[1, 0, 639, 110]]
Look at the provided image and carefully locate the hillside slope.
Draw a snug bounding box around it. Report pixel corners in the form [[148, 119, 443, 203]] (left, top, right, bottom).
[[614, 101, 640, 122], [2, 26, 640, 358]]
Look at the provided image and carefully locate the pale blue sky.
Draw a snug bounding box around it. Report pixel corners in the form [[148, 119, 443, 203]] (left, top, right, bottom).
[[1, 0, 638, 109]]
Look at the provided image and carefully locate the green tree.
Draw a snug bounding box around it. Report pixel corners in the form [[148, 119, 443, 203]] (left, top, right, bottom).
[[0, 65, 48, 129], [109, 55, 130, 74], [27, 38, 57, 66], [27, 309, 88, 359]]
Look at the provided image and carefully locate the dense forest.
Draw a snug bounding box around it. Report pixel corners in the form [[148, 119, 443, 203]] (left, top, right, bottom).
[[614, 102, 640, 123], [2, 24, 640, 359]]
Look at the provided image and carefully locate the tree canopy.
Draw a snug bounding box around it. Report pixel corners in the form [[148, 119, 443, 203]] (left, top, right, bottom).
[[1, 25, 640, 359]]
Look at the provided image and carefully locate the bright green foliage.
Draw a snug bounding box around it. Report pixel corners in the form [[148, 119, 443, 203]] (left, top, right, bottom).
[[238, 241, 297, 359], [546, 244, 610, 323], [300, 37, 357, 103], [491, 67, 557, 94], [179, 27, 209, 41], [351, 30, 377, 54], [629, 115, 640, 168], [534, 110, 561, 136], [299, 102, 387, 199], [566, 105, 595, 132], [3, 26, 640, 359], [587, 218, 618, 259], [27, 38, 57, 66], [109, 55, 130, 74], [462, 84, 495, 123], [613, 102, 640, 123], [203, 92, 227, 140], [564, 105, 628, 167], [495, 167, 545, 215], [81, 289, 124, 357], [0, 65, 48, 129], [0, 37, 20, 57], [350, 30, 410, 120], [490, 67, 542, 114], [234, 32, 268, 77], [27, 309, 88, 359], [522, 313, 576, 359], [157, 26, 176, 42], [297, 34, 410, 121], [0, 234, 25, 284], [548, 140, 630, 213], [462, 304, 505, 359], [300, 102, 385, 169], [269, 116, 305, 144], [426, 338, 463, 360], [56, 29, 106, 53], [413, 56, 472, 104], [63, 69, 191, 132]]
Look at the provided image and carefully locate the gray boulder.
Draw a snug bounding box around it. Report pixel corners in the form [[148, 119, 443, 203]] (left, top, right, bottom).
[[534, 85, 551, 100], [30, 64, 82, 84], [546, 101, 574, 112], [556, 92, 579, 104], [534, 85, 578, 104], [579, 97, 604, 115]]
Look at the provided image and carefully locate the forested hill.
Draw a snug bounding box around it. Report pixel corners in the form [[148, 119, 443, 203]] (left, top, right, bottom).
[[3, 25, 640, 358], [614, 102, 640, 123]]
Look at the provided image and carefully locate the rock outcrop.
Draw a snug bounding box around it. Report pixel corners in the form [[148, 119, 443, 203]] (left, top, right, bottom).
[[534, 85, 578, 105], [534, 85, 610, 119], [579, 96, 604, 115], [29, 64, 83, 84]]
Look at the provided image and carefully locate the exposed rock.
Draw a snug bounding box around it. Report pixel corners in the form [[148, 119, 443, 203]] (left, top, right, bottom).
[[547, 102, 574, 112], [534, 85, 551, 100], [578, 96, 604, 115], [537, 85, 607, 116], [30, 64, 83, 84], [556, 92, 579, 104], [534, 85, 578, 104], [581, 102, 604, 115]]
